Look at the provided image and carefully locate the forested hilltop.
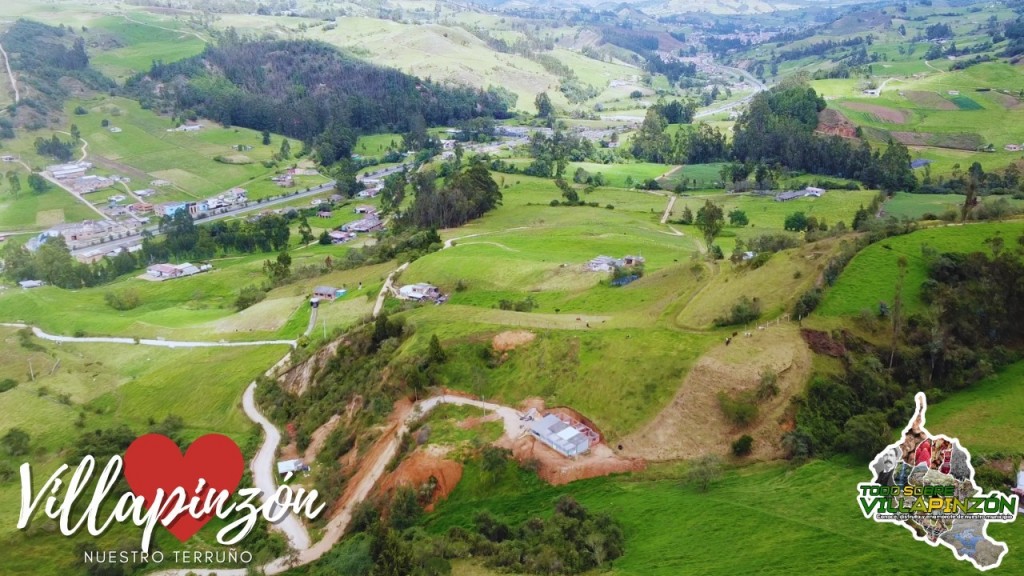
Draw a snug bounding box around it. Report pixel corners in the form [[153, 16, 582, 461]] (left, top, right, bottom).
[[126, 35, 513, 161]]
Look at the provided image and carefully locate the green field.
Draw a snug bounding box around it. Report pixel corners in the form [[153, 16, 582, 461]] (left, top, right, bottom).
[[60, 97, 304, 203], [818, 222, 1023, 318], [0, 180, 100, 231], [0, 243, 390, 341], [0, 327, 286, 574], [87, 15, 206, 81], [420, 457, 1024, 575], [818, 61, 1024, 176], [927, 360, 1024, 454]]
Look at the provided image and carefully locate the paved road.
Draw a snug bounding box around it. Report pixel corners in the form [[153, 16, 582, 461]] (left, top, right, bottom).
[[0, 40, 18, 103], [241, 381, 312, 551], [695, 64, 767, 119], [1, 323, 297, 348]]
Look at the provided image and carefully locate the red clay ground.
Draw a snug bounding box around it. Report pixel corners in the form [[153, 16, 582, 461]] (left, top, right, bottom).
[[815, 108, 858, 139], [378, 446, 463, 512]]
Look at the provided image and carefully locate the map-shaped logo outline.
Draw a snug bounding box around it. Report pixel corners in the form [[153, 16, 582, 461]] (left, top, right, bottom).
[[857, 392, 1018, 571]]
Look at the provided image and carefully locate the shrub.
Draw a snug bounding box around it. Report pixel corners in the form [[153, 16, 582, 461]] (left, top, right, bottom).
[[104, 288, 142, 311], [717, 391, 758, 426], [713, 296, 761, 327], [0, 378, 16, 393], [793, 288, 822, 319], [731, 435, 754, 456], [757, 368, 779, 400], [235, 284, 267, 311]]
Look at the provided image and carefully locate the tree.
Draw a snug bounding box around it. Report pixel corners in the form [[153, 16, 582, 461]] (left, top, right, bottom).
[[838, 412, 890, 460], [694, 200, 724, 248], [534, 92, 554, 120], [27, 173, 50, 194], [7, 172, 20, 198], [279, 138, 291, 159], [427, 334, 446, 364], [686, 455, 721, 491], [728, 209, 749, 226], [679, 205, 693, 225], [261, 129, 271, 145], [369, 524, 414, 576], [889, 256, 907, 369], [70, 124, 80, 142], [784, 211, 808, 232], [962, 162, 982, 222], [2, 428, 29, 456], [298, 216, 313, 245], [318, 230, 331, 245]]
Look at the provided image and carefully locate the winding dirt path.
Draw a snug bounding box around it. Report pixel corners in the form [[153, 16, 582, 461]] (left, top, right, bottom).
[[0, 40, 18, 103]]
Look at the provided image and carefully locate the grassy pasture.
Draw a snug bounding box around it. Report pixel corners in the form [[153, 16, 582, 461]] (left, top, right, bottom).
[[821, 62, 1024, 176], [354, 133, 403, 159], [422, 457, 1024, 576], [817, 222, 1023, 318], [87, 15, 206, 81], [0, 180, 99, 231], [417, 320, 715, 440], [0, 327, 285, 574], [64, 96, 303, 202], [927, 360, 1024, 455]]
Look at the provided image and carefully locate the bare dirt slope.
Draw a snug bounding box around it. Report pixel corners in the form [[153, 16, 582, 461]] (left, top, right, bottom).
[[619, 323, 811, 461]]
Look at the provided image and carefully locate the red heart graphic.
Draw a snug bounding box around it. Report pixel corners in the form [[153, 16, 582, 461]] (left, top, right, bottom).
[[123, 433, 244, 542]]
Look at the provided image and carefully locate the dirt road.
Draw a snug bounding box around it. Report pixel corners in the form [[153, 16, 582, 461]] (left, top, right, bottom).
[[0, 323, 297, 349], [0, 41, 18, 103]]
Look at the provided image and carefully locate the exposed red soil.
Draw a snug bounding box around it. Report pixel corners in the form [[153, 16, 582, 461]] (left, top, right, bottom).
[[378, 448, 464, 512], [815, 109, 858, 139]]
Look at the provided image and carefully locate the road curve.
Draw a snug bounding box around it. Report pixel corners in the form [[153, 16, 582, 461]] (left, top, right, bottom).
[[147, 394, 525, 576], [241, 381, 312, 550]]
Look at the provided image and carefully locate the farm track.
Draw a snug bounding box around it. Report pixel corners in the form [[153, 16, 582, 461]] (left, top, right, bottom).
[[0, 40, 18, 103], [0, 323, 297, 348]]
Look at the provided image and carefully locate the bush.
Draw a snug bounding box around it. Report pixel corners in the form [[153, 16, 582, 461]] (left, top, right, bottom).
[[793, 288, 822, 319], [757, 368, 779, 400], [104, 288, 142, 311], [0, 378, 16, 393], [717, 391, 758, 426], [731, 435, 754, 456], [713, 296, 761, 327], [235, 284, 267, 311]]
